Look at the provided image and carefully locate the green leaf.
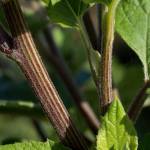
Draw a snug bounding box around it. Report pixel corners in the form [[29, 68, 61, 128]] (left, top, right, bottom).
[[96, 97, 138, 150], [0, 140, 70, 150], [116, 0, 150, 80], [44, 0, 88, 27]]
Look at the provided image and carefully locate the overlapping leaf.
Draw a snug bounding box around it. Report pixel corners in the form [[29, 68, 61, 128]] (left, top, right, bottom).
[[97, 97, 138, 150]]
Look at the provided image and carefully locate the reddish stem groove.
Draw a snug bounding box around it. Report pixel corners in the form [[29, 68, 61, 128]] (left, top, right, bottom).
[[0, 0, 89, 149], [43, 27, 99, 134]]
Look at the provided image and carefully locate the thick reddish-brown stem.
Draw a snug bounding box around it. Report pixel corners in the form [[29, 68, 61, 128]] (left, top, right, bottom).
[[0, 0, 88, 149], [43, 27, 99, 134]]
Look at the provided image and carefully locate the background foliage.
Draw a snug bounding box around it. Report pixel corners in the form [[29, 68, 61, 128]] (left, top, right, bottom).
[[0, 0, 150, 149]]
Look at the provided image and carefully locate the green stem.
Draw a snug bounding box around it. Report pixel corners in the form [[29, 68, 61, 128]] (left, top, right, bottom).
[[100, 0, 120, 113], [78, 18, 101, 96], [64, 0, 100, 95]]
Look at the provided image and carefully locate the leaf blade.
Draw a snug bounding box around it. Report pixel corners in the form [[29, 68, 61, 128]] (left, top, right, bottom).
[[0, 140, 70, 150], [116, 0, 150, 80], [96, 97, 138, 150], [44, 0, 88, 27]]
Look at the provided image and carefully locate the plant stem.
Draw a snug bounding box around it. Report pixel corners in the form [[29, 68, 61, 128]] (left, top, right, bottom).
[[100, 1, 120, 113], [128, 80, 150, 123], [0, 0, 88, 149], [0, 24, 14, 54], [43, 27, 100, 134], [78, 18, 101, 97]]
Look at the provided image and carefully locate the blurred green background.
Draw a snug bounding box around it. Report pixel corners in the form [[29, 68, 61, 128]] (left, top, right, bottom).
[[0, 0, 149, 149]]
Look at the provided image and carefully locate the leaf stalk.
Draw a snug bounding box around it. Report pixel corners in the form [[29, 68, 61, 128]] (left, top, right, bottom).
[[78, 17, 101, 97]]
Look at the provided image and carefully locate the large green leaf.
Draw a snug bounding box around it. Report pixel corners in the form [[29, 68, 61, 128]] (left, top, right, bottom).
[[0, 140, 70, 150], [116, 0, 150, 80], [43, 0, 88, 27], [96, 97, 138, 150]]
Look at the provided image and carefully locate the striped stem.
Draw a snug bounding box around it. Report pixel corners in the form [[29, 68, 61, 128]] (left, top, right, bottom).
[[0, 0, 88, 149]]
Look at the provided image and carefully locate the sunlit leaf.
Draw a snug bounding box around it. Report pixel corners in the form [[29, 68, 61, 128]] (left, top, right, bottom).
[[97, 97, 138, 150], [0, 140, 70, 150]]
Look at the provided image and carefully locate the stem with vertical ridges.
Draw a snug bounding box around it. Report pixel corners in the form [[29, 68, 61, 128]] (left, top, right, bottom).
[[100, 0, 120, 114], [43, 27, 100, 134], [0, 0, 88, 149]]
